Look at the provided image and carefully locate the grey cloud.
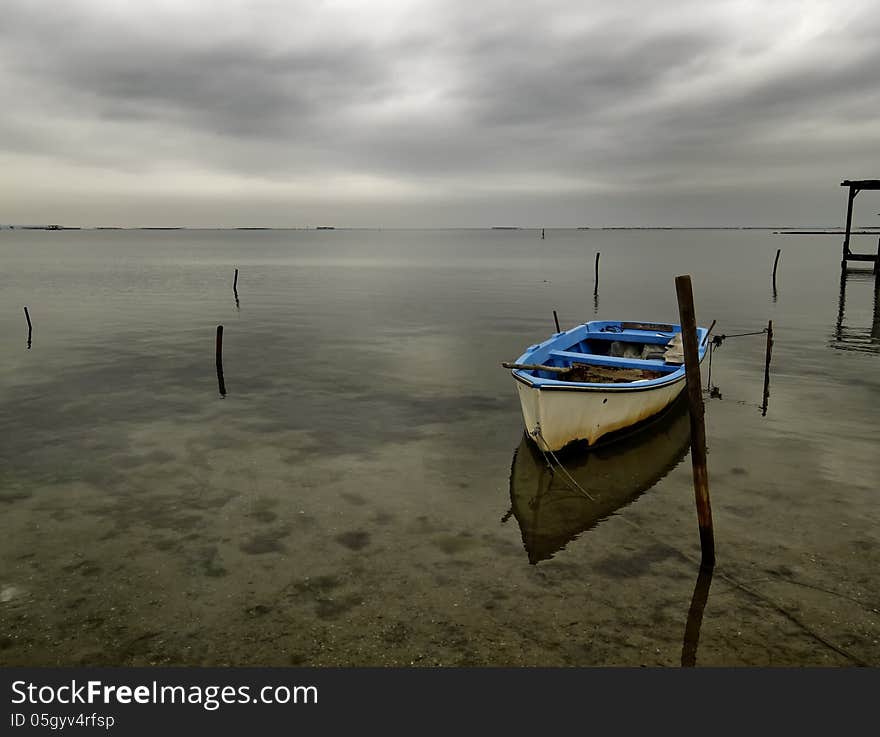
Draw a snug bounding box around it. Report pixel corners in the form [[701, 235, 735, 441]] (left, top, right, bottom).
[[1, 0, 878, 225]]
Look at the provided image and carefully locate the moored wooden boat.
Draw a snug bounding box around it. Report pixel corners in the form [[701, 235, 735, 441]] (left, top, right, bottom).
[[508, 397, 691, 563], [505, 320, 708, 450]]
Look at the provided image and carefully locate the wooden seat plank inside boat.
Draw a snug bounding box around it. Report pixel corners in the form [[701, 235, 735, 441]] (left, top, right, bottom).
[[548, 349, 674, 372]]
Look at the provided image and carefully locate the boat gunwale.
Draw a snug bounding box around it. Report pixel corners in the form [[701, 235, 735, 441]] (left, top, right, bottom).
[[512, 371, 688, 392]]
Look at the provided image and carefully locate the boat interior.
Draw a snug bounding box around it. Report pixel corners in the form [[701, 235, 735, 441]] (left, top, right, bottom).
[[516, 321, 706, 385]]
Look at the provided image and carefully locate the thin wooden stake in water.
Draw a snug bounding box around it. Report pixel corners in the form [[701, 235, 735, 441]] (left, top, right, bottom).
[[772, 249, 781, 300], [24, 306, 32, 349], [594, 252, 600, 295], [761, 320, 773, 416], [674, 275, 715, 569], [553, 310, 560, 333], [541, 228, 545, 240], [216, 325, 227, 397]]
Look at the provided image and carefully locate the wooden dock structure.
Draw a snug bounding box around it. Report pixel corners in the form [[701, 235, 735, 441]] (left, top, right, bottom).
[[840, 180, 880, 272]]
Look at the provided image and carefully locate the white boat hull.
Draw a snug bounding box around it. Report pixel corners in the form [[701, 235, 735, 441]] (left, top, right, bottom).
[[514, 375, 687, 450]]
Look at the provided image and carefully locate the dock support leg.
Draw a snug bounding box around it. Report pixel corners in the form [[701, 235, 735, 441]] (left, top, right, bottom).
[[842, 185, 857, 260], [836, 264, 847, 342], [872, 270, 880, 341]]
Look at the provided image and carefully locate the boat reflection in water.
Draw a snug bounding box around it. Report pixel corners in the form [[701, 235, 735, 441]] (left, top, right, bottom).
[[508, 397, 691, 564]]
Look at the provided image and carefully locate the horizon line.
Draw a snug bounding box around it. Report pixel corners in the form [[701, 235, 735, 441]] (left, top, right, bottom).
[[1, 224, 865, 232]]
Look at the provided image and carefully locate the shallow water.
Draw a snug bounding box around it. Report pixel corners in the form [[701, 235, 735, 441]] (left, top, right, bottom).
[[1, 228, 878, 666]]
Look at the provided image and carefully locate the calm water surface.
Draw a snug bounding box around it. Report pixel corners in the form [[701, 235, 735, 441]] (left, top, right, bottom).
[[1, 228, 878, 665]]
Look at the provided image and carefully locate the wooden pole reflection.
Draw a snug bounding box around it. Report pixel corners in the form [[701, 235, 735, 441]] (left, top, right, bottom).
[[681, 565, 713, 667]]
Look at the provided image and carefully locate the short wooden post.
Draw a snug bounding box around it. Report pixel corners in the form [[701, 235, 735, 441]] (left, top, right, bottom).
[[216, 325, 227, 396], [674, 275, 715, 569], [594, 252, 600, 295], [553, 310, 560, 333], [24, 306, 32, 349], [541, 228, 545, 240], [761, 320, 773, 416], [233, 268, 239, 292], [772, 248, 781, 301]]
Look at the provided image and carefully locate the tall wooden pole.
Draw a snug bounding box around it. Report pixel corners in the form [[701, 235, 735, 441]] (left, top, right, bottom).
[[594, 252, 600, 295], [674, 275, 715, 569]]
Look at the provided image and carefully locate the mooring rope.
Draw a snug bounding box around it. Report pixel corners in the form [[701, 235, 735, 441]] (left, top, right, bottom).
[[706, 326, 770, 393], [531, 425, 596, 501], [522, 422, 866, 663], [607, 511, 870, 666], [528, 324, 772, 493], [713, 329, 768, 342]]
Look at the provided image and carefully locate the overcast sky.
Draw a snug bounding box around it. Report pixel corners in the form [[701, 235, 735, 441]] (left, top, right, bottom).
[[2, 0, 879, 227]]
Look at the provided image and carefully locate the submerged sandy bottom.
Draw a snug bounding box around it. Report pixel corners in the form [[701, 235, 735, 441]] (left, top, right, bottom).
[[1, 392, 877, 667]]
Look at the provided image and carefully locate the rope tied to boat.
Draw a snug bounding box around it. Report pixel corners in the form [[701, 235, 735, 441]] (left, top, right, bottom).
[[530, 424, 596, 501], [710, 328, 768, 348], [706, 326, 770, 394]]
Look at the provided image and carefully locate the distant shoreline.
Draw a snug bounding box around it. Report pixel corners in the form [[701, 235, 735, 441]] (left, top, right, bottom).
[[3, 225, 874, 233], [774, 229, 880, 235]]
